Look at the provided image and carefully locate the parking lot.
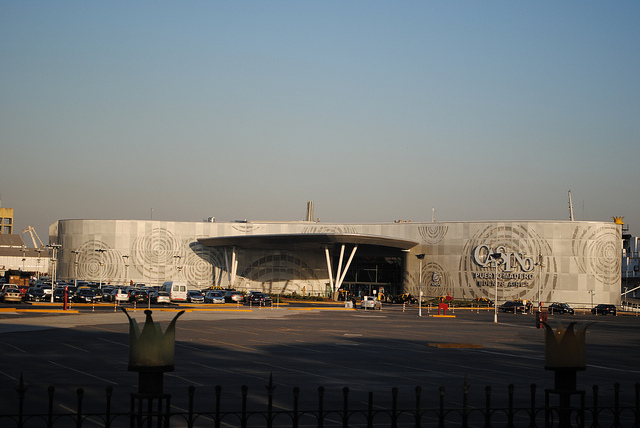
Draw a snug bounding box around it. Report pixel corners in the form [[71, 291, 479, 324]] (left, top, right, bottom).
[[0, 303, 639, 418]]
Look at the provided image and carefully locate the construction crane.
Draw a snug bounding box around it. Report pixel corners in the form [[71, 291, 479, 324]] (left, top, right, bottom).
[[568, 190, 575, 221], [21, 226, 45, 249]]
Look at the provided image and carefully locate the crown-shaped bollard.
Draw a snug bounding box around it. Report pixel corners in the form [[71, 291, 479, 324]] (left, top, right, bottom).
[[122, 308, 185, 395], [543, 321, 591, 369], [543, 321, 593, 391]]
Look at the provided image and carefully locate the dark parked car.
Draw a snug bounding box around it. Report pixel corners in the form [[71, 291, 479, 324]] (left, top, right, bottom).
[[24, 287, 46, 302], [73, 288, 98, 303], [592, 304, 617, 315], [393, 293, 417, 304], [548, 302, 575, 315], [128, 289, 149, 303], [499, 300, 525, 313], [246, 292, 272, 306]]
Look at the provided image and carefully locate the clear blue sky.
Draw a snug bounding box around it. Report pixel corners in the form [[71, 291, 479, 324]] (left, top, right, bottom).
[[2, 1, 639, 244]]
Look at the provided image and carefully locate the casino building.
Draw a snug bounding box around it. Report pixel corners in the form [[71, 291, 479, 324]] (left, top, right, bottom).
[[50, 217, 622, 307]]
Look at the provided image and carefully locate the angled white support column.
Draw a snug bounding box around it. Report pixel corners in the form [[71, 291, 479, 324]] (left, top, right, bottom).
[[335, 245, 346, 289], [224, 248, 231, 285], [224, 247, 239, 288], [335, 245, 358, 290], [325, 247, 334, 292], [230, 247, 238, 287]]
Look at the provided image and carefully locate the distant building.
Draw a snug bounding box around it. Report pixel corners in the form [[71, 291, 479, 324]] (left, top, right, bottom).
[[50, 218, 622, 307], [622, 225, 640, 298], [0, 208, 14, 235], [0, 234, 50, 278]]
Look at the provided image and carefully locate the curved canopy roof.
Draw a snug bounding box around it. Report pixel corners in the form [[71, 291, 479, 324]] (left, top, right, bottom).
[[198, 233, 419, 251]]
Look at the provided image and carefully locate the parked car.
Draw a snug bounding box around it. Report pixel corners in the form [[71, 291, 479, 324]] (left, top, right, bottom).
[[150, 291, 171, 305], [187, 290, 204, 304], [361, 295, 382, 310], [592, 304, 617, 315], [0, 286, 22, 303], [204, 290, 225, 304], [73, 288, 98, 303], [224, 290, 245, 303], [24, 287, 47, 302], [393, 293, 417, 304], [128, 289, 149, 303], [474, 297, 494, 306], [107, 288, 129, 303], [246, 292, 272, 306], [548, 302, 575, 315], [499, 300, 526, 313]]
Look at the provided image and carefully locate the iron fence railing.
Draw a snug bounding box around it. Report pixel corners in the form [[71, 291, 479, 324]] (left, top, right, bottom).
[[1, 375, 638, 428]]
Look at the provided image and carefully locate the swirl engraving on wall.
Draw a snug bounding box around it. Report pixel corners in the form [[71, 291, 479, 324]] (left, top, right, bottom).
[[231, 223, 264, 233], [419, 225, 448, 245], [301, 226, 359, 234], [75, 240, 123, 283], [458, 224, 557, 301], [422, 262, 452, 297], [572, 225, 621, 286]]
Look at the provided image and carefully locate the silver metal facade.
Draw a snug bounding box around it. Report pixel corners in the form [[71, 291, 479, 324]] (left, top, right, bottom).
[[50, 219, 621, 306]]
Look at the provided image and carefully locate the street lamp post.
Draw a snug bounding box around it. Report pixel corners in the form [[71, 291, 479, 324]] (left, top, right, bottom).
[[21, 245, 26, 271], [489, 252, 502, 323], [416, 254, 425, 317], [95, 249, 107, 289], [71, 250, 80, 289], [122, 255, 129, 287], [35, 248, 42, 280], [47, 244, 62, 303], [536, 253, 544, 309]]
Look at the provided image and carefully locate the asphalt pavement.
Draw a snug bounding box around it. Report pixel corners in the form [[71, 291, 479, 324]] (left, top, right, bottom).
[[0, 303, 638, 419]]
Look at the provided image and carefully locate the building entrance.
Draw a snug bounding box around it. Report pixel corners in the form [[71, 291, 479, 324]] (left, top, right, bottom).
[[339, 253, 404, 301]]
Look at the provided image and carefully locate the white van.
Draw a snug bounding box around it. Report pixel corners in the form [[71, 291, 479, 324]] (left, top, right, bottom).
[[162, 281, 188, 302]]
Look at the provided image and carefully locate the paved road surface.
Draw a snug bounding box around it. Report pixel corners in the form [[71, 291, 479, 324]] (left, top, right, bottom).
[[0, 305, 638, 418]]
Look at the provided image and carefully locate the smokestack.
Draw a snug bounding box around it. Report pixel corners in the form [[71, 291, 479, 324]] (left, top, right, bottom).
[[305, 201, 315, 222]]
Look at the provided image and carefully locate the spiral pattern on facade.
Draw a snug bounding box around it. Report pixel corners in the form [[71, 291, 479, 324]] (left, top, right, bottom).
[[181, 241, 216, 283], [457, 224, 557, 301], [75, 240, 123, 283], [572, 224, 621, 286], [419, 225, 448, 245], [422, 261, 453, 296]]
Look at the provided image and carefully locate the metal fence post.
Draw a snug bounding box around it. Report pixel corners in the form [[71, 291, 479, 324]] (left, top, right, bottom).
[[76, 387, 84, 428], [105, 386, 113, 428], [267, 375, 275, 428], [438, 386, 445, 428], [529, 383, 537, 428], [462, 378, 469, 428], [485, 386, 492, 428], [367, 391, 373, 428], [48, 386, 55, 428], [614, 383, 620, 428], [188, 385, 195, 428], [318, 386, 325, 428], [342, 387, 349, 428], [293, 387, 300, 428], [241, 385, 248, 428], [16, 373, 26, 428], [507, 384, 515, 428], [592, 385, 600, 428], [415, 386, 422, 428], [391, 387, 398, 428], [215, 385, 222, 428]]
